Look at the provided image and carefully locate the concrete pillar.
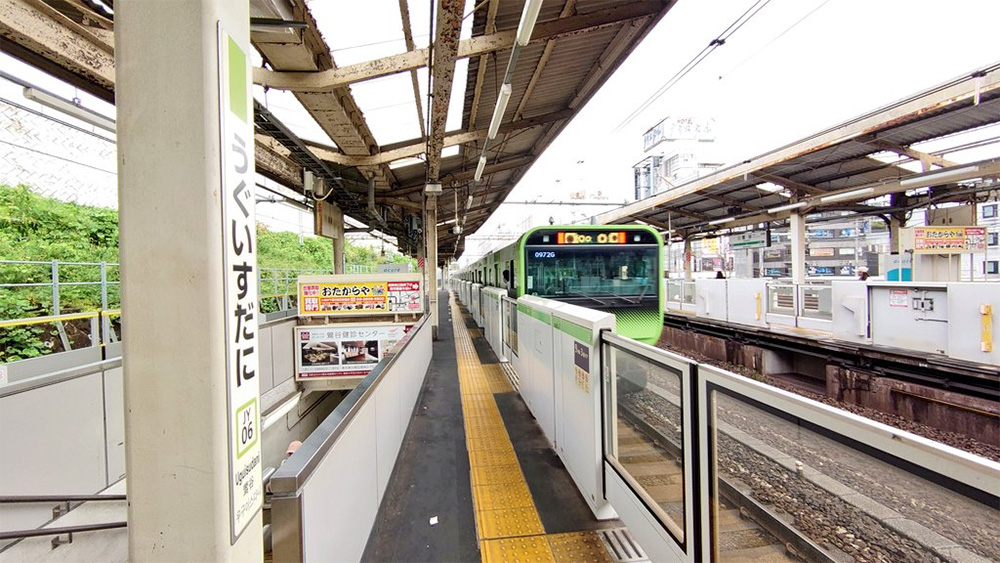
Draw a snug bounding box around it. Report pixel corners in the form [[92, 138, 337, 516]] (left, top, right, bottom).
[[426, 195, 439, 339], [683, 238, 693, 282], [790, 212, 807, 284], [117, 2, 262, 561]]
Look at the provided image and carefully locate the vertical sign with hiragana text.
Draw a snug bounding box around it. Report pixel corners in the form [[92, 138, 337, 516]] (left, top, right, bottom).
[[218, 25, 262, 543]]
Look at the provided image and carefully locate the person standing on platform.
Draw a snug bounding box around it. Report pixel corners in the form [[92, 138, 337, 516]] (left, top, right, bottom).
[[857, 266, 870, 281]]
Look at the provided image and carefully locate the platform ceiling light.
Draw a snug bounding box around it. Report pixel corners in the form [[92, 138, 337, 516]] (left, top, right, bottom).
[[516, 0, 544, 46], [708, 217, 735, 226], [474, 156, 487, 182], [820, 187, 874, 203], [899, 165, 981, 187], [487, 84, 512, 140], [23, 87, 115, 132], [767, 201, 808, 214]]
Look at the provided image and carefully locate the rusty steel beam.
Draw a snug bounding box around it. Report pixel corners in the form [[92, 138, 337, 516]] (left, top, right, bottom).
[[309, 109, 571, 167], [751, 172, 824, 196], [701, 191, 764, 212], [391, 155, 535, 197], [375, 196, 423, 211], [253, 1, 665, 92], [866, 138, 959, 170], [0, 0, 115, 97], [425, 0, 464, 182]]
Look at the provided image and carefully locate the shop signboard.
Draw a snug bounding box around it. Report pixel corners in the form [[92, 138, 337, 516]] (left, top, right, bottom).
[[913, 226, 987, 253], [294, 323, 413, 379], [297, 274, 423, 316]]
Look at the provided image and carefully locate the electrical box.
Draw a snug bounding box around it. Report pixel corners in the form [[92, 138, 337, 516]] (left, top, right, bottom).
[[869, 283, 949, 355]]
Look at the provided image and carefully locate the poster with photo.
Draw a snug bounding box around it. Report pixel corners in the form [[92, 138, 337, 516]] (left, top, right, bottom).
[[295, 323, 413, 379]]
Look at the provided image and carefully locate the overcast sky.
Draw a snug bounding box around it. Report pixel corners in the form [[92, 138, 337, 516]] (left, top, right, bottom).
[[3, 0, 997, 253]]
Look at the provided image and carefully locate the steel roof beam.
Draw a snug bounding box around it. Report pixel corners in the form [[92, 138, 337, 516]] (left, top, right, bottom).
[[392, 155, 535, 196], [307, 109, 571, 168], [865, 138, 959, 170], [701, 191, 764, 212], [466, 0, 500, 133], [252, 2, 665, 92], [751, 172, 824, 196], [397, 0, 426, 140], [426, 0, 464, 182], [0, 0, 115, 101]]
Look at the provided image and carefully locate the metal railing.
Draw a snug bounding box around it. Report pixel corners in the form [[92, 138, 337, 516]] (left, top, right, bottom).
[[0, 261, 367, 360], [0, 495, 127, 546]]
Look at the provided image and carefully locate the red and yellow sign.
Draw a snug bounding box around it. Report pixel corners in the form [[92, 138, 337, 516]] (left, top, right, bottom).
[[913, 226, 986, 254], [298, 275, 423, 316]]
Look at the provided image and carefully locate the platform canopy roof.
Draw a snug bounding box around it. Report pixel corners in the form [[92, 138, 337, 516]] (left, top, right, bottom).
[[593, 64, 1000, 239], [1, 0, 679, 263]]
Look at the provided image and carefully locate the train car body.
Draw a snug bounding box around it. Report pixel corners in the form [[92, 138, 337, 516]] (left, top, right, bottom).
[[458, 225, 663, 344]]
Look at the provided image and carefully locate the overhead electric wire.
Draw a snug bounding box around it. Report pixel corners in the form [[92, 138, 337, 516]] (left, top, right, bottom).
[[718, 0, 832, 82], [614, 0, 774, 133]]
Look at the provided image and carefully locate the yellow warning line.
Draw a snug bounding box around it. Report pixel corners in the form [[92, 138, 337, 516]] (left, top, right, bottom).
[[450, 293, 611, 563]]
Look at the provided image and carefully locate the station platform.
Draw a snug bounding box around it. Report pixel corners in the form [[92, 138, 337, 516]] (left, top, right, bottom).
[[364, 292, 632, 563]]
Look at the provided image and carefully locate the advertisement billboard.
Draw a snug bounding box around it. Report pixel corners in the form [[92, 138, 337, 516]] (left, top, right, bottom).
[[298, 274, 423, 316], [913, 226, 987, 253], [295, 323, 414, 379]]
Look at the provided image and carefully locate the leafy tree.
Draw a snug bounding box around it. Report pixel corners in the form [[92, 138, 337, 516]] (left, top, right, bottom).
[[0, 184, 416, 361]]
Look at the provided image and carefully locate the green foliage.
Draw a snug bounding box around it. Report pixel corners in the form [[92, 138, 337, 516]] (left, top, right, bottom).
[[0, 184, 417, 360]]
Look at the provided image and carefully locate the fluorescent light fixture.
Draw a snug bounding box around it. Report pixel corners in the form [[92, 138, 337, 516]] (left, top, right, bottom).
[[474, 156, 487, 182], [466, 195, 474, 210], [820, 187, 874, 203], [767, 201, 808, 214], [899, 165, 980, 187], [708, 217, 735, 226], [516, 0, 543, 46], [487, 83, 512, 140], [23, 87, 115, 132]]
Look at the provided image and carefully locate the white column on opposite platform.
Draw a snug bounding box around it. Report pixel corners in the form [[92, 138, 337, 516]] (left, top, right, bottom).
[[116, 1, 263, 561], [790, 212, 807, 284], [683, 238, 693, 282]]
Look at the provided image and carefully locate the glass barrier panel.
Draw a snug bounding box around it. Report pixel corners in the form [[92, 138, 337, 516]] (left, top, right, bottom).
[[667, 280, 683, 303], [800, 285, 833, 320], [682, 282, 696, 305], [608, 343, 686, 543], [768, 284, 795, 314], [709, 389, 998, 562]]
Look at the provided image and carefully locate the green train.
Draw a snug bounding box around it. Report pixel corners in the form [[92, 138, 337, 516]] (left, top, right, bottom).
[[457, 224, 664, 344]]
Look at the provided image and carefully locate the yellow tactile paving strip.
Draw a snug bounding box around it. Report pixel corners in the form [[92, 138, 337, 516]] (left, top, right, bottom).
[[450, 294, 612, 563]]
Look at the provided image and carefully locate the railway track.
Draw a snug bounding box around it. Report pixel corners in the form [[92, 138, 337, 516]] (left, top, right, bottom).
[[614, 373, 998, 563], [617, 405, 834, 562]]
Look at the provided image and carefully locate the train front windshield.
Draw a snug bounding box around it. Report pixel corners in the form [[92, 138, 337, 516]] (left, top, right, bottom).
[[523, 229, 659, 308]]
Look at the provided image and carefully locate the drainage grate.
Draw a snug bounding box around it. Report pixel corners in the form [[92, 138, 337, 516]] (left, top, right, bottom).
[[599, 527, 649, 563], [501, 362, 520, 392]]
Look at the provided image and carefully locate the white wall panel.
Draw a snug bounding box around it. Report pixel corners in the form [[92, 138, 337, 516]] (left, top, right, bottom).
[[301, 404, 378, 563]]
